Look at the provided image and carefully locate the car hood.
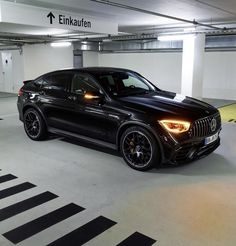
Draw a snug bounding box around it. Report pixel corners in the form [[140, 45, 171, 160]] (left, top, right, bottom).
[[118, 90, 218, 121]]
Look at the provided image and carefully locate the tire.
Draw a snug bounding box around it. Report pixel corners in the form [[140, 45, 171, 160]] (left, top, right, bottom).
[[120, 126, 161, 171], [23, 108, 47, 141]]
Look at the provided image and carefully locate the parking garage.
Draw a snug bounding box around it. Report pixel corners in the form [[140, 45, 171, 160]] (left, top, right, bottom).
[[0, 1, 236, 246]]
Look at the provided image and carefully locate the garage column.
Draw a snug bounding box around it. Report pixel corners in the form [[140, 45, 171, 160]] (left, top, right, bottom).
[[181, 33, 205, 99]]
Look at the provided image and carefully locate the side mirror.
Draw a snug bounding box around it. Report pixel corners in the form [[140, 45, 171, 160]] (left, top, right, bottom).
[[84, 91, 104, 104]]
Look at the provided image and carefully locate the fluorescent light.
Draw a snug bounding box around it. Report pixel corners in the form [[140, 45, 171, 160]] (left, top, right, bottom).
[[158, 34, 194, 41], [102, 39, 112, 42], [51, 42, 72, 47]]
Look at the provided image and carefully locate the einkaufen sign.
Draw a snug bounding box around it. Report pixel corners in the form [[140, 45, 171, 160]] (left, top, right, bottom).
[[47, 12, 92, 29], [0, 1, 118, 34]]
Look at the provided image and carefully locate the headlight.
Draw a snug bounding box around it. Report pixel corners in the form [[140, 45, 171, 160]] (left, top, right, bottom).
[[159, 120, 191, 134]]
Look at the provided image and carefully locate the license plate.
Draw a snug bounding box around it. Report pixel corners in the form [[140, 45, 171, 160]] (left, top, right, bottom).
[[205, 132, 219, 145]]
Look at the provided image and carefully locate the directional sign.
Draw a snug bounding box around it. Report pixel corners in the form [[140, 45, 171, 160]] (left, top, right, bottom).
[[0, 1, 118, 35], [47, 12, 55, 25]]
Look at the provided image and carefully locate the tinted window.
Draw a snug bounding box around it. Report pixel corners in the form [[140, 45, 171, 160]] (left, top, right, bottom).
[[97, 72, 155, 97], [43, 73, 73, 92], [71, 73, 99, 94]]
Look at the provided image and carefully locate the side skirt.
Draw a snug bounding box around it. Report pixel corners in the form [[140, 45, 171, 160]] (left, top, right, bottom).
[[48, 127, 117, 150]]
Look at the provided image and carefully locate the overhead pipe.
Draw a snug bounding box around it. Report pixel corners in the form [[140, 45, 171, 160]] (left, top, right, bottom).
[[90, 0, 225, 30]]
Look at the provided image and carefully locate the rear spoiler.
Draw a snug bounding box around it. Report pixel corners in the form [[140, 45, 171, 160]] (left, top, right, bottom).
[[23, 80, 33, 84]]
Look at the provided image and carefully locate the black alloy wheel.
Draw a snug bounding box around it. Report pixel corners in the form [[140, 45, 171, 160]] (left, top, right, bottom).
[[120, 126, 160, 171], [23, 108, 47, 140]]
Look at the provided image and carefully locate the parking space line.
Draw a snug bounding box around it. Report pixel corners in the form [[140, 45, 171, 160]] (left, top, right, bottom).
[[0, 171, 157, 245], [3, 203, 85, 244], [116, 232, 157, 246], [0, 174, 17, 184], [47, 216, 117, 246], [0, 191, 58, 222], [0, 182, 36, 200]]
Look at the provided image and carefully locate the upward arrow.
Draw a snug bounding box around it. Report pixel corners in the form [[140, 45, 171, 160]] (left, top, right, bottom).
[[47, 12, 55, 24]]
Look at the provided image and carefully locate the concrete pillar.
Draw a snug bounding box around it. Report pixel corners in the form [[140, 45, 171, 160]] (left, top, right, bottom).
[[181, 33, 205, 99]]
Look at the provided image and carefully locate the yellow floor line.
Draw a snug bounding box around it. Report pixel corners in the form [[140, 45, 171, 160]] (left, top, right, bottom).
[[218, 104, 236, 123]]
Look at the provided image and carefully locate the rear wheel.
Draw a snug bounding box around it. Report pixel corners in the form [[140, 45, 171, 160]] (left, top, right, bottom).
[[23, 108, 47, 141], [120, 126, 161, 171]]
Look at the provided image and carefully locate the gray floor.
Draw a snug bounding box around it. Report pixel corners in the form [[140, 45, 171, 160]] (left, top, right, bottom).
[[0, 92, 17, 98], [0, 96, 236, 246], [203, 98, 236, 108]]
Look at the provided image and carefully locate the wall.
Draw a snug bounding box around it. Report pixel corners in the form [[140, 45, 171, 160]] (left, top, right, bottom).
[[23, 43, 73, 80], [1, 46, 236, 100], [83, 51, 236, 100], [0, 53, 4, 92], [203, 51, 236, 100], [98, 52, 182, 93], [12, 50, 24, 92], [0, 50, 24, 93], [82, 51, 99, 67]]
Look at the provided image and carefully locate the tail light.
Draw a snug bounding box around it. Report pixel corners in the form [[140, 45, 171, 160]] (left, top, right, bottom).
[[18, 88, 23, 97]]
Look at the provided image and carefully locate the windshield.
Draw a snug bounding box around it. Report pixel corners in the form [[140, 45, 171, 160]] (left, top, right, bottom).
[[96, 71, 158, 97]]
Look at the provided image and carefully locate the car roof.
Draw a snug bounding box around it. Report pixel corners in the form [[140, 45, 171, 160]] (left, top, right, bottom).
[[41, 67, 136, 78]]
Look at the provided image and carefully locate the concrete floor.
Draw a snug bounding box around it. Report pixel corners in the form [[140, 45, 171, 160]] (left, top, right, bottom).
[[203, 98, 236, 108], [0, 95, 236, 246]]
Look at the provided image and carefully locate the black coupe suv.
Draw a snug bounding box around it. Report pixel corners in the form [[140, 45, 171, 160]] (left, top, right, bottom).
[[17, 67, 221, 171]]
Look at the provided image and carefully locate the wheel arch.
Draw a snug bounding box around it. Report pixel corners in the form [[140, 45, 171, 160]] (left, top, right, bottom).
[[22, 104, 48, 127], [116, 121, 164, 162]]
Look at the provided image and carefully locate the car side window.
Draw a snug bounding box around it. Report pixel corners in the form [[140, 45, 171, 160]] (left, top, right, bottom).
[[43, 73, 73, 92], [71, 73, 100, 95]]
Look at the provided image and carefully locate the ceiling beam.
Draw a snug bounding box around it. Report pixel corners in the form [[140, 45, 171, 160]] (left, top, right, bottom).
[[90, 0, 225, 30]]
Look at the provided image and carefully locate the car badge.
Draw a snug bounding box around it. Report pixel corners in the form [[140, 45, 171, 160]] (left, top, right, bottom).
[[210, 118, 217, 132]]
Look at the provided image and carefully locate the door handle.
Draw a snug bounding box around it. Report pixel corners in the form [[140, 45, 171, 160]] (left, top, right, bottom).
[[68, 95, 77, 101]]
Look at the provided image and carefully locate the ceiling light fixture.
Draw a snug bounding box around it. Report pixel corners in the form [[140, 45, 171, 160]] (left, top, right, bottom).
[[102, 39, 112, 42], [51, 42, 72, 47]]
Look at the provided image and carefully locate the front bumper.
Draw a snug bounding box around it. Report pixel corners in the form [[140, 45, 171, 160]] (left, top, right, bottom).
[[170, 137, 220, 164], [158, 128, 221, 165]]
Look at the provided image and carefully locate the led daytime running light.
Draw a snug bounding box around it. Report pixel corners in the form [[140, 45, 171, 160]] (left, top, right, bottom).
[[159, 120, 190, 134]]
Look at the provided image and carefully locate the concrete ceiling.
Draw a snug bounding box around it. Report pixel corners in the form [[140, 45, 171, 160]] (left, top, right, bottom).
[[1, 0, 236, 45]]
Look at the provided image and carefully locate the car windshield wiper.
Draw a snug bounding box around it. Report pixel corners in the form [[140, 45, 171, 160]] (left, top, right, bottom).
[[127, 90, 154, 96], [115, 88, 154, 97]]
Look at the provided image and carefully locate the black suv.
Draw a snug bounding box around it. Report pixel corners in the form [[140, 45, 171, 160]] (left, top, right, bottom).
[[17, 67, 221, 171]]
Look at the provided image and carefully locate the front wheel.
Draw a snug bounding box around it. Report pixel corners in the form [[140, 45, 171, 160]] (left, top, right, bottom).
[[120, 126, 161, 171], [23, 108, 47, 141]]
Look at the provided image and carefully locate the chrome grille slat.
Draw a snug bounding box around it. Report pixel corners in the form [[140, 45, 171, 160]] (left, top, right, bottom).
[[189, 112, 221, 138]]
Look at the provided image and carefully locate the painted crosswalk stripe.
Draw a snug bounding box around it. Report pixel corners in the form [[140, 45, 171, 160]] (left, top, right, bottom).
[[47, 216, 117, 246], [0, 174, 17, 183], [0, 182, 36, 200], [116, 232, 156, 246], [3, 203, 84, 244], [0, 191, 58, 222]]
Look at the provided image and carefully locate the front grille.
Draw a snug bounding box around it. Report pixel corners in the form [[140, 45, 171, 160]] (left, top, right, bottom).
[[189, 112, 221, 138]]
